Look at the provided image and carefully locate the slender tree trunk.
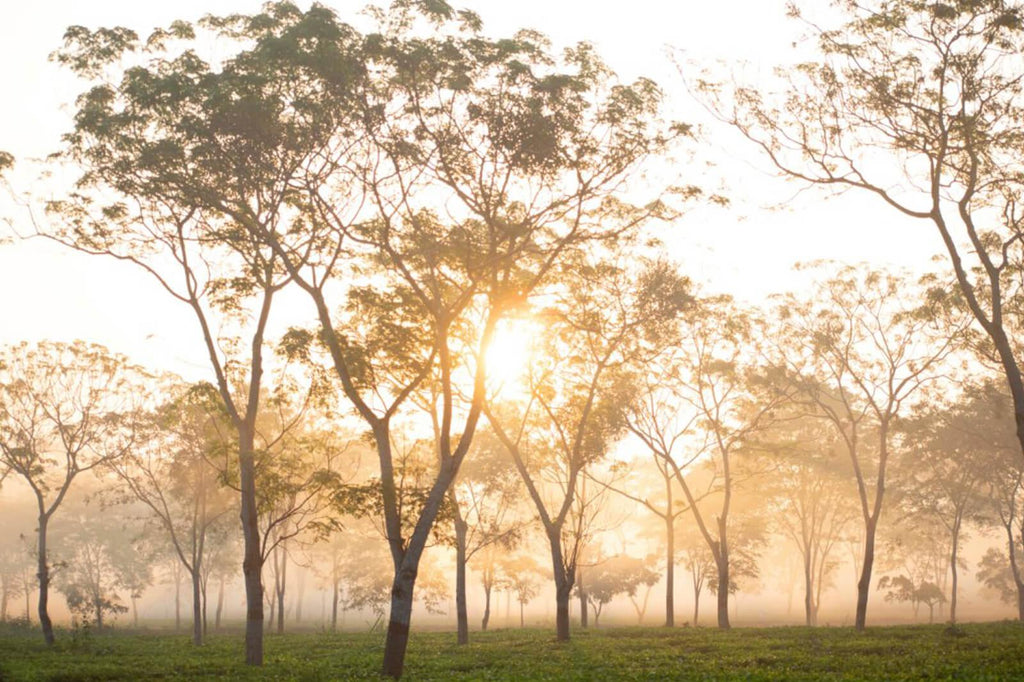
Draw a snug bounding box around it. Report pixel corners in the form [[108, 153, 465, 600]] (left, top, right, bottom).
[[665, 513, 675, 627], [331, 579, 339, 632], [276, 547, 287, 635], [855, 518, 878, 631], [96, 596, 103, 630], [693, 578, 700, 626], [950, 518, 961, 625], [453, 502, 469, 645], [131, 596, 138, 628], [191, 569, 203, 646], [505, 589, 510, 624], [1016, 580, 1024, 622], [175, 570, 182, 632], [481, 581, 492, 631], [37, 514, 54, 645], [577, 565, 588, 629], [804, 554, 814, 627], [716, 518, 731, 629], [215, 578, 224, 631], [519, 600, 524, 628], [1, 590, 8, 622], [295, 568, 305, 624], [238, 445, 264, 665]]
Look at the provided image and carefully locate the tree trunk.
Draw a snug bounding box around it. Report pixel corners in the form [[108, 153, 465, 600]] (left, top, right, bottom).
[[453, 503, 469, 645], [215, 578, 224, 631], [519, 600, 524, 628], [555, 578, 571, 641], [1016, 579, 1024, 622], [693, 582, 700, 627], [131, 596, 138, 628], [175, 571, 182, 632], [295, 568, 305, 624], [37, 514, 54, 645], [481, 581, 492, 631], [577, 565, 588, 629], [804, 554, 814, 627], [276, 548, 287, 635], [665, 514, 675, 627], [239, 445, 264, 665], [381, 562, 418, 678], [331, 579, 339, 632], [716, 553, 730, 629], [191, 569, 203, 646], [855, 519, 877, 631], [949, 518, 961, 625]]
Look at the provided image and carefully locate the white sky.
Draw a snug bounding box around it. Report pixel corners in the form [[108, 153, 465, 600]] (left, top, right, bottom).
[[0, 0, 942, 377]]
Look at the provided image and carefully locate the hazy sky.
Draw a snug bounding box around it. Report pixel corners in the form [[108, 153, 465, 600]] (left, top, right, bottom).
[[0, 0, 942, 376]]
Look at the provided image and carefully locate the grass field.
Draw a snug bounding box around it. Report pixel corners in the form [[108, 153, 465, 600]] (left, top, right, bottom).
[[2, 621, 1023, 680]]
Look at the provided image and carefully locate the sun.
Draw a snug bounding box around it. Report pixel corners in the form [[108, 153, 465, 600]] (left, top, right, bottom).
[[484, 317, 538, 397]]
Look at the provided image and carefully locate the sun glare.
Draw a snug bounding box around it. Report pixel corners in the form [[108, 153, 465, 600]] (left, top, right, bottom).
[[484, 318, 538, 396]]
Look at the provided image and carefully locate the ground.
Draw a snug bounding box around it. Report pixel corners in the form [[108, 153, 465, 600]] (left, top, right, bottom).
[[1, 621, 1023, 680]]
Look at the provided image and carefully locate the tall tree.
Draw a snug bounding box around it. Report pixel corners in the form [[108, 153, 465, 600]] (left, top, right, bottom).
[[48, 5, 360, 664], [704, 0, 1024, 471], [108, 382, 234, 644], [630, 297, 785, 629], [0, 341, 140, 644], [769, 265, 961, 629], [487, 257, 690, 641]]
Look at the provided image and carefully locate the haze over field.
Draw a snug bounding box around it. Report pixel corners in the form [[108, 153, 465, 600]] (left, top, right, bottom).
[[2, 1, 1024, 679]]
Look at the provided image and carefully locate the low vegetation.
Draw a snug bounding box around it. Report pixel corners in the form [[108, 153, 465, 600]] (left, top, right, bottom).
[[2, 622, 1023, 681]]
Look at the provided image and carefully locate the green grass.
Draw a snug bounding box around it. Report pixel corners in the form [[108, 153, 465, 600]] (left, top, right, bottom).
[[1, 621, 1023, 680]]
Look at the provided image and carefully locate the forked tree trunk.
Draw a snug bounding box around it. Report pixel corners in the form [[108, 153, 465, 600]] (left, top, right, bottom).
[[37, 514, 54, 645], [855, 518, 878, 631]]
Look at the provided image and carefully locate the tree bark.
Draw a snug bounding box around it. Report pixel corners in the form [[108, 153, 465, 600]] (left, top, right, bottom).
[[215, 578, 224, 631], [276, 546, 287, 635], [382, 563, 418, 678], [239, 445, 264, 665], [577, 565, 588, 629], [665, 514, 675, 627], [855, 518, 877, 631], [190, 568, 203, 645], [555, 578, 571, 641], [949, 517, 961, 625], [716, 554, 730, 629], [331, 579, 339, 632], [453, 499, 469, 645], [481, 581, 492, 631], [37, 513, 54, 646], [804, 554, 814, 627]]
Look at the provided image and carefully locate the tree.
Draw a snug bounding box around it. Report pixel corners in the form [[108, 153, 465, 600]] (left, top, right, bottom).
[[579, 554, 659, 627], [498, 554, 544, 628], [49, 6, 350, 663], [0, 540, 31, 622], [704, 0, 1024, 479], [769, 265, 961, 630], [897, 384, 996, 624], [0, 341, 141, 644], [878, 574, 946, 623], [108, 382, 234, 644], [763, 417, 857, 626], [632, 297, 785, 629], [53, 503, 149, 630], [486, 257, 690, 641]]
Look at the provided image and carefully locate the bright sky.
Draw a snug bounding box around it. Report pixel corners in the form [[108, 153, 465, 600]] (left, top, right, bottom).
[[0, 0, 942, 377]]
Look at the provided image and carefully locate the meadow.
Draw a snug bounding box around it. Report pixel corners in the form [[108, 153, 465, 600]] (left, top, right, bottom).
[[2, 621, 1024, 681]]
